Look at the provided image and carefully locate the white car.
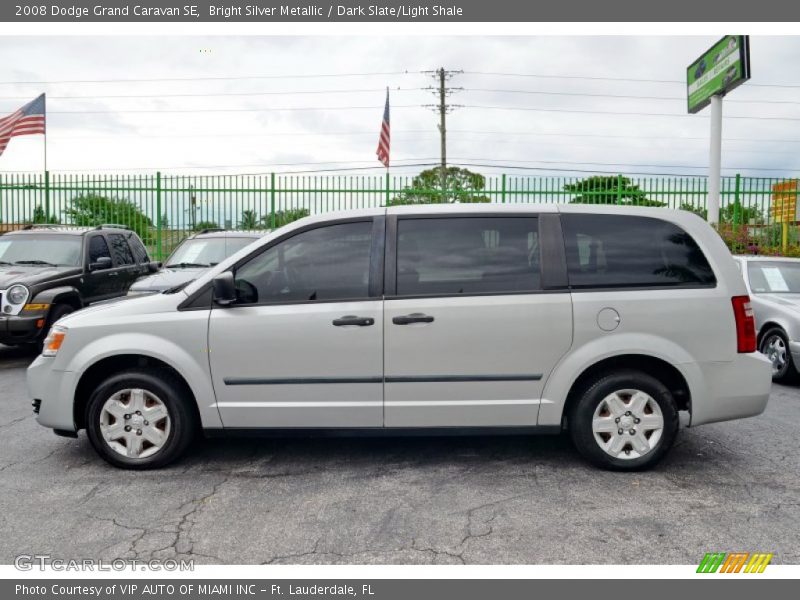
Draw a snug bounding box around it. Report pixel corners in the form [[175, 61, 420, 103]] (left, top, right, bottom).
[[734, 255, 800, 383], [28, 204, 772, 470]]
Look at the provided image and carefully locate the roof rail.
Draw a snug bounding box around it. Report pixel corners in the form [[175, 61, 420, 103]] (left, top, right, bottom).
[[22, 224, 67, 230], [196, 227, 225, 235], [95, 223, 131, 230]]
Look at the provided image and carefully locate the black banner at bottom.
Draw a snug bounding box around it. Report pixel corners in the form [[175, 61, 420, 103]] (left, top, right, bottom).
[[4, 579, 797, 600]]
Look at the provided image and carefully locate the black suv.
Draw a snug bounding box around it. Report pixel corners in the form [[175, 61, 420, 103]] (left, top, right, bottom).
[[0, 224, 157, 348]]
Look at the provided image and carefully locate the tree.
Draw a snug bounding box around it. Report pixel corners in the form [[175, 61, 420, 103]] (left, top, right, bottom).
[[564, 175, 665, 207], [240, 209, 258, 229], [64, 194, 153, 243], [389, 167, 492, 205], [32, 204, 60, 224], [679, 202, 764, 225], [260, 208, 310, 229]]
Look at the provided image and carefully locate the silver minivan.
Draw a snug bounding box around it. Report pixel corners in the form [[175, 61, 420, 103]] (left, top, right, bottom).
[[28, 204, 772, 470]]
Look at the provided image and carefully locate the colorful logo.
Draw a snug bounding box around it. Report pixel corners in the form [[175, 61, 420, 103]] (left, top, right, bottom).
[[697, 552, 773, 573]]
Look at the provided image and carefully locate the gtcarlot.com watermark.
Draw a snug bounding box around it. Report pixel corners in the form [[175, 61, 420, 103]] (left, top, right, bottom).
[[15, 554, 194, 571]]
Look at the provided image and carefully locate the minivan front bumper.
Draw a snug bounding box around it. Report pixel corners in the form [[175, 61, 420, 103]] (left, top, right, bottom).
[[690, 352, 772, 426], [28, 354, 78, 432]]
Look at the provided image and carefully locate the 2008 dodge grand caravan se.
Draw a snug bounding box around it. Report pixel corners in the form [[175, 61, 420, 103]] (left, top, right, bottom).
[[28, 204, 772, 470]]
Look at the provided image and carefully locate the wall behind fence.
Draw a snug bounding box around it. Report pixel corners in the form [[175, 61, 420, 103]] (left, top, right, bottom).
[[0, 171, 797, 259]]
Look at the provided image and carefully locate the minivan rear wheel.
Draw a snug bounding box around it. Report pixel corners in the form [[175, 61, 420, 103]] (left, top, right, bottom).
[[85, 370, 196, 469], [569, 370, 679, 471]]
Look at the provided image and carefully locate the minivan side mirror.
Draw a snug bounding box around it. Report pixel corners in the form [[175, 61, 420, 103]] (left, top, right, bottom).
[[147, 261, 162, 273], [212, 272, 237, 306], [90, 256, 113, 271]]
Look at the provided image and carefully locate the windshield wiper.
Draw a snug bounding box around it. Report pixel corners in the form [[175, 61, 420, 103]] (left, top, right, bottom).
[[166, 262, 210, 269], [163, 280, 194, 294], [13, 260, 58, 267], [0, 260, 12, 266]]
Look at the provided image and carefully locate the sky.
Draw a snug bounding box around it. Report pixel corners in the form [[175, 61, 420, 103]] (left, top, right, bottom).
[[0, 35, 799, 179]]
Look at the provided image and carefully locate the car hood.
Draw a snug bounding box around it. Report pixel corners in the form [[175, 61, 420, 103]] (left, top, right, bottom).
[[0, 265, 81, 288], [128, 267, 206, 292], [756, 293, 800, 310]]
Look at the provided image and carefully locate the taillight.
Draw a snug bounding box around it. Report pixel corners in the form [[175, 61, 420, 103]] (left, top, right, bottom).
[[732, 295, 757, 353]]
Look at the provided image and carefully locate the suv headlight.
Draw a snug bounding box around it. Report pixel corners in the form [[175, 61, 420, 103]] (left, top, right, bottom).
[[6, 284, 29, 305], [42, 325, 67, 357]]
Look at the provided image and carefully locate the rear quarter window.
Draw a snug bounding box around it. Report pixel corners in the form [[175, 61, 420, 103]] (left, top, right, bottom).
[[561, 214, 716, 289]]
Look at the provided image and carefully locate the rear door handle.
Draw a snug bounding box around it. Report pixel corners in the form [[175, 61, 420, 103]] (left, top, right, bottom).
[[392, 313, 434, 325], [332, 315, 375, 327], [108, 271, 119, 277]]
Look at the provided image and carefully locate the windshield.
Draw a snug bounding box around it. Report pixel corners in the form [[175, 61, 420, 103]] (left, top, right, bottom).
[[0, 235, 82, 267], [747, 261, 800, 294], [165, 236, 257, 268]]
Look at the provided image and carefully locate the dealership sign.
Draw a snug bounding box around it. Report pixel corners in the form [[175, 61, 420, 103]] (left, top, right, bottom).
[[687, 35, 751, 113]]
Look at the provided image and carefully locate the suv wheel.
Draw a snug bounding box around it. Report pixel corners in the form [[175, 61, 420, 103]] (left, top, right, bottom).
[[85, 370, 196, 469], [569, 370, 679, 471], [759, 328, 796, 383]]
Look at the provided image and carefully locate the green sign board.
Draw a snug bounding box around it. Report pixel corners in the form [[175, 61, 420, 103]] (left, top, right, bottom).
[[687, 35, 751, 114]]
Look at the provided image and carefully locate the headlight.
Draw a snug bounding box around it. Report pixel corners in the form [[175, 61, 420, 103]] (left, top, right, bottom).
[[42, 325, 67, 357], [6, 284, 29, 305]]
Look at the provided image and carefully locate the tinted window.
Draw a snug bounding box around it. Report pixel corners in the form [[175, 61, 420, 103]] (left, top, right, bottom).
[[396, 217, 540, 296], [561, 214, 715, 288], [128, 234, 149, 263], [87, 235, 111, 264], [234, 221, 372, 303], [108, 233, 134, 266]]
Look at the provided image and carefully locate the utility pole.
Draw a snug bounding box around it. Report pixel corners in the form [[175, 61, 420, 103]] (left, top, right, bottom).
[[423, 68, 462, 201]]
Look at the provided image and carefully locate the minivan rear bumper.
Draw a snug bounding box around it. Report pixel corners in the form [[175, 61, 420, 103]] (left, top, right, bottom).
[[690, 352, 772, 426]]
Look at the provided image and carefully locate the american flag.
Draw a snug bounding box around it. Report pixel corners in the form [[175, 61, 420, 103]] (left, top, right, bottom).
[[376, 88, 390, 168], [0, 94, 46, 157]]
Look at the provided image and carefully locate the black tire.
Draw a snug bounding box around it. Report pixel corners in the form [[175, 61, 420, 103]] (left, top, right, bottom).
[[759, 327, 797, 384], [85, 370, 197, 469], [35, 303, 75, 353], [568, 369, 679, 471]]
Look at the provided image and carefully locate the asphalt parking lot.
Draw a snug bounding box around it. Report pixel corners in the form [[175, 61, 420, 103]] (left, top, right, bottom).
[[1, 344, 799, 566]]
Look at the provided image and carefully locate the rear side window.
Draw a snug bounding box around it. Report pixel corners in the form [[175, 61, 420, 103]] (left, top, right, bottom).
[[87, 235, 111, 263], [128, 234, 149, 263], [107, 233, 135, 266], [561, 214, 715, 289], [396, 217, 540, 296]]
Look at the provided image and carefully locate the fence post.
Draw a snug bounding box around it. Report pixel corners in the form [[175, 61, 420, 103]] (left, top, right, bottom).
[[616, 174, 623, 205], [270, 172, 276, 229], [44, 170, 50, 220], [733, 173, 741, 228], [501, 173, 507, 204], [155, 171, 162, 260]]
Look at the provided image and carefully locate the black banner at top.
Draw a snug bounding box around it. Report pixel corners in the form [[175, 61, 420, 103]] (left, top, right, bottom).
[[3, 0, 800, 22]]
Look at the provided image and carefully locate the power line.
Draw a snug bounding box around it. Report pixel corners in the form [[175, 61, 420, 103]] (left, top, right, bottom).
[[463, 87, 800, 105], [0, 71, 416, 85], [462, 71, 800, 89], [0, 88, 423, 101], [40, 105, 422, 114], [461, 104, 800, 121]]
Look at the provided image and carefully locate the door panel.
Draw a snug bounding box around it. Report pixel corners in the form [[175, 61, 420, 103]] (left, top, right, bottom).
[[383, 214, 573, 427], [209, 300, 383, 427], [384, 294, 572, 426], [208, 217, 383, 428]]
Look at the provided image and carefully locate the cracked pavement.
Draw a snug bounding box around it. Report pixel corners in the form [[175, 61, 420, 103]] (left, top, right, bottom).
[[1, 344, 799, 565]]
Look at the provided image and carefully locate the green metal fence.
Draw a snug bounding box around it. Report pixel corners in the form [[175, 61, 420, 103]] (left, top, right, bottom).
[[1, 171, 798, 259]]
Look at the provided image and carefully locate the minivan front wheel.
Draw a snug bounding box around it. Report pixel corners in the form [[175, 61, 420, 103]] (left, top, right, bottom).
[[569, 370, 678, 471], [85, 371, 196, 469], [759, 328, 796, 383]]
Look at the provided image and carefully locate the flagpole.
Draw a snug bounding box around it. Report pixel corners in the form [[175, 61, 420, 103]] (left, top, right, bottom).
[[43, 93, 49, 220]]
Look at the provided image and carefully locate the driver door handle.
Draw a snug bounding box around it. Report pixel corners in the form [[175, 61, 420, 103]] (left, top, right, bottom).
[[392, 313, 434, 325], [332, 315, 375, 327]]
